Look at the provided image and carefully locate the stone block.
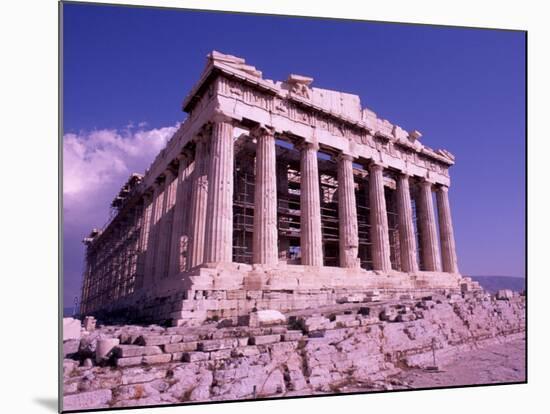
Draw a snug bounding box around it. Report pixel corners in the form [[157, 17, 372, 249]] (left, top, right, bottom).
[[360, 316, 381, 326], [197, 338, 236, 351], [337, 293, 365, 303], [237, 337, 250, 347], [171, 352, 184, 362], [114, 345, 162, 358], [143, 354, 172, 365], [172, 310, 207, 321], [83, 316, 96, 332], [210, 349, 232, 360], [116, 356, 143, 367], [63, 389, 112, 411], [246, 290, 263, 299], [95, 338, 120, 363], [249, 310, 286, 327], [135, 335, 173, 346], [496, 289, 514, 300], [63, 339, 80, 357], [183, 352, 210, 362], [231, 346, 261, 357], [300, 316, 331, 332], [226, 290, 247, 300], [334, 314, 358, 328], [282, 330, 303, 341], [250, 334, 281, 345], [163, 341, 198, 353], [63, 318, 81, 341]]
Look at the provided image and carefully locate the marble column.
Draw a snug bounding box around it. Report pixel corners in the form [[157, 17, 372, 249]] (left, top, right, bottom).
[[252, 127, 278, 265], [138, 192, 153, 254], [188, 134, 209, 268], [436, 185, 459, 273], [368, 163, 392, 272], [204, 115, 235, 263], [154, 169, 176, 280], [143, 180, 163, 287], [416, 180, 441, 271], [299, 141, 323, 266], [337, 153, 359, 268], [395, 174, 419, 273], [168, 153, 193, 277]]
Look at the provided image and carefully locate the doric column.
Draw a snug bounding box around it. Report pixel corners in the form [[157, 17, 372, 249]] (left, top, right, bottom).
[[336, 153, 359, 268], [154, 169, 176, 280], [436, 185, 459, 273], [368, 162, 392, 272], [416, 180, 441, 271], [299, 141, 323, 266], [138, 192, 153, 254], [252, 126, 278, 265], [168, 153, 191, 277], [143, 180, 163, 287], [204, 115, 235, 263], [395, 173, 419, 273], [187, 133, 209, 268]]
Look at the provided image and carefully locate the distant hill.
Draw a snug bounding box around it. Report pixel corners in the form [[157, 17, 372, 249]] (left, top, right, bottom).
[[470, 276, 525, 294]]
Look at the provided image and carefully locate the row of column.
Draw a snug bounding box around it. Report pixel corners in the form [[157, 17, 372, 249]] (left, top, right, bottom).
[[141, 115, 459, 278], [338, 158, 459, 274]]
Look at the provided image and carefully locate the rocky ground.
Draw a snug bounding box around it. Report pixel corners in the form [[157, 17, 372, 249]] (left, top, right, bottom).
[[62, 290, 525, 411], [394, 338, 525, 389]]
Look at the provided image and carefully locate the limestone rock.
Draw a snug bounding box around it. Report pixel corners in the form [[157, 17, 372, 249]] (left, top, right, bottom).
[[63, 318, 81, 341], [114, 345, 162, 358], [63, 339, 80, 357], [380, 307, 398, 322], [249, 310, 286, 327], [83, 316, 96, 332], [496, 289, 514, 300], [96, 338, 120, 363], [63, 389, 112, 411]]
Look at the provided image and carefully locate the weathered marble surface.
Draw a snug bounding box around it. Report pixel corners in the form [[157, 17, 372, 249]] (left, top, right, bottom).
[[63, 291, 525, 410]]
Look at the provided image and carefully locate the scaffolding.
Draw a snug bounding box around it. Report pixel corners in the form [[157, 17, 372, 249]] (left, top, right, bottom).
[[80, 175, 144, 314], [228, 139, 408, 270], [233, 156, 255, 264]]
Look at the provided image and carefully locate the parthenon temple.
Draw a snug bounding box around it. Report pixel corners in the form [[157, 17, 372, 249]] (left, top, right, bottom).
[[80, 51, 479, 325]]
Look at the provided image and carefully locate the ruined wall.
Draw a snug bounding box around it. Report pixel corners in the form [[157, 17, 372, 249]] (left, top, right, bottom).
[[63, 292, 525, 410]]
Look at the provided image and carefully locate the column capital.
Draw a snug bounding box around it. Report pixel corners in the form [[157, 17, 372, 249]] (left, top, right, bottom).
[[368, 161, 385, 172], [194, 127, 210, 144], [177, 148, 193, 163], [210, 109, 235, 125], [143, 189, 154, 200], [163, 168, 176, 180], [250, 124, 275, 139], [296, 140, 319, 152], [436, 184, 450, 193], [336, 152, 355, 163], [419, 178, 435, 189]]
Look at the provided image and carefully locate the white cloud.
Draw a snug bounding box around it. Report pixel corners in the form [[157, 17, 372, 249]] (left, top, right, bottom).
[[63, 123, 178, 229]]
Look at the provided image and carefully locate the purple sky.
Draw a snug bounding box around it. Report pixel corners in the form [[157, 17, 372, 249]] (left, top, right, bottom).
[[62, 3, 526, 306]]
